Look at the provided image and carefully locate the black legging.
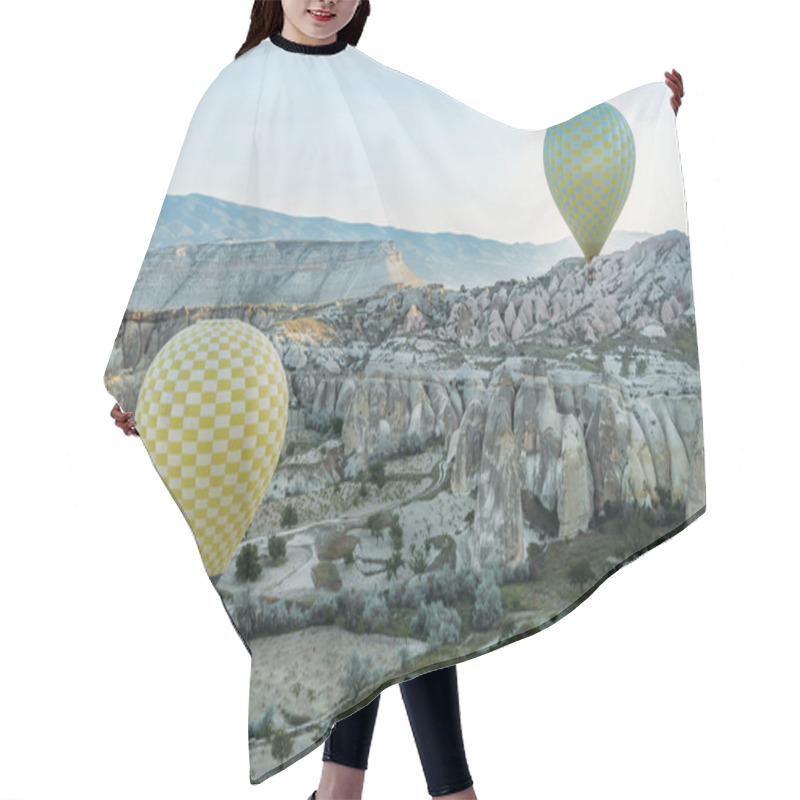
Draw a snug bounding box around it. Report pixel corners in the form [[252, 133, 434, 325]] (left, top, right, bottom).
[[323, 664, 474, 797]]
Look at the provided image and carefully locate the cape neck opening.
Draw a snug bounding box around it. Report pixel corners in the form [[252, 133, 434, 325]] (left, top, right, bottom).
[[269, 31, 348, 55]]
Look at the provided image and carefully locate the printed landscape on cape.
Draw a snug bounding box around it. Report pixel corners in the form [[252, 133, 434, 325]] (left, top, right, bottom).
[[103, 35, 705, 783]]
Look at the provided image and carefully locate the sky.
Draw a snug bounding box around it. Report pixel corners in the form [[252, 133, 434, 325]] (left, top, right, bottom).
[[166, 40, 687, 246]]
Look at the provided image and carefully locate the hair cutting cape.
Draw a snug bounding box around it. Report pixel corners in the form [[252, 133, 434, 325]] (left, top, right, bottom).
[[103, 31, 706, 785]]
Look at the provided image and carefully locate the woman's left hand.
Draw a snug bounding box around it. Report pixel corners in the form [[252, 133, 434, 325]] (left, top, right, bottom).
[[665, 69, 684, 116]]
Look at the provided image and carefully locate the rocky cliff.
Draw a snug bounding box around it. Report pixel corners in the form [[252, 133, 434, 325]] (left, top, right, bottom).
[[105, 229, 704, 570], [125, 238, 423, 311]]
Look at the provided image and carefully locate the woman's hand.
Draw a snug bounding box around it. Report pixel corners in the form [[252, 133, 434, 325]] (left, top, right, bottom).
[[665, 69, 684, 116], [110, 402, 140, 437]]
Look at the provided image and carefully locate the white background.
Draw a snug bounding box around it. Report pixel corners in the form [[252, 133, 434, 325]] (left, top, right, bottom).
[[1, 1, 795, 798]]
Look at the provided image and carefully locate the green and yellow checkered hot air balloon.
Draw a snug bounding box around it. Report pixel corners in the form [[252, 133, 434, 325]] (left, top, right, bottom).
[[135, 319, 289, 580], [544, 102, 635, 272]]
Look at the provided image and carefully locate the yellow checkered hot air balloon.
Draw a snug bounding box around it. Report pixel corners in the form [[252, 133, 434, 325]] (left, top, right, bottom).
[[544, 102, 635, 267], [134, 319, 289, 579]]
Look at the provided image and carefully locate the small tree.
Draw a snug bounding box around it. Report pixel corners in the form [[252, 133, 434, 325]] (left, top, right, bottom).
[[368, 460, 386, 488], [340, 648, 376, 701], [385, 549, 405, 580], [412, 600, 461, 647], [268, 532, 286, 561], [473, 573, 503, 631], [235, 543, 262, 582], [568, 558, 595, 593], [620, 347, 632, 378], [603, 500, 622, 519], [270, 728, 293, 763], [281, 503, 298, 527], [409, 543, 428, 575], [389, 514, 404, 550], [526, 542, 543, 581], [367, 512, 384, 541]]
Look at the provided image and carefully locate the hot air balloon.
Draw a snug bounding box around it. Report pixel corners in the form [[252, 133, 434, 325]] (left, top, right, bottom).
[[134, 319, 289, 579], [543, 102, 635, 271]]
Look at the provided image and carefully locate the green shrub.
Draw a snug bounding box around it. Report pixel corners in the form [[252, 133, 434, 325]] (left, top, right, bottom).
[[389, 515, 404, 550], [409, 544, 428, 575], [411, 600, 462, 647], [567, 557, 595, 593], [363, 586, 389, 633], [368, 460, 386, 488], [338, 587, 365, 631], [235, 543, 262, 582], [308, 408, 333, 434], [309, 591, 337, 625], [281, 504, 298, 527], [385, 550, 405, 580], [270, 728, 293, 762], [340, 648, 377, 700], [367, 512, 384, 540], [473, 573, 503, 631], [603, 499, 622, 518], [268, 532, 286, 561]]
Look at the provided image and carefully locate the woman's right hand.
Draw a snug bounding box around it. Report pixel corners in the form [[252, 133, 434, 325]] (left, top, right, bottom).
[[665, 69, 684, 116], [110, 402, 140, 437]]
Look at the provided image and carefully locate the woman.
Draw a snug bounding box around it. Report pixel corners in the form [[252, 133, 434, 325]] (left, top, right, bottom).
[[110, 2, 685, 798]]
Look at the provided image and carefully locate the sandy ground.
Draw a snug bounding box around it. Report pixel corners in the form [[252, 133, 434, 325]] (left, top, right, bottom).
[[215, 465, 474, 600], [247, 624, 429, 781]]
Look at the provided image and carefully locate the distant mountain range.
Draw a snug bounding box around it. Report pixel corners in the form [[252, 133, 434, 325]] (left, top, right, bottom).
[[140, 192, 656, 294]]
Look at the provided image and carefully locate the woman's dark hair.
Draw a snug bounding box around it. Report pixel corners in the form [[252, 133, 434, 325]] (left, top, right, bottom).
[[235, 1, 371, 59]]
